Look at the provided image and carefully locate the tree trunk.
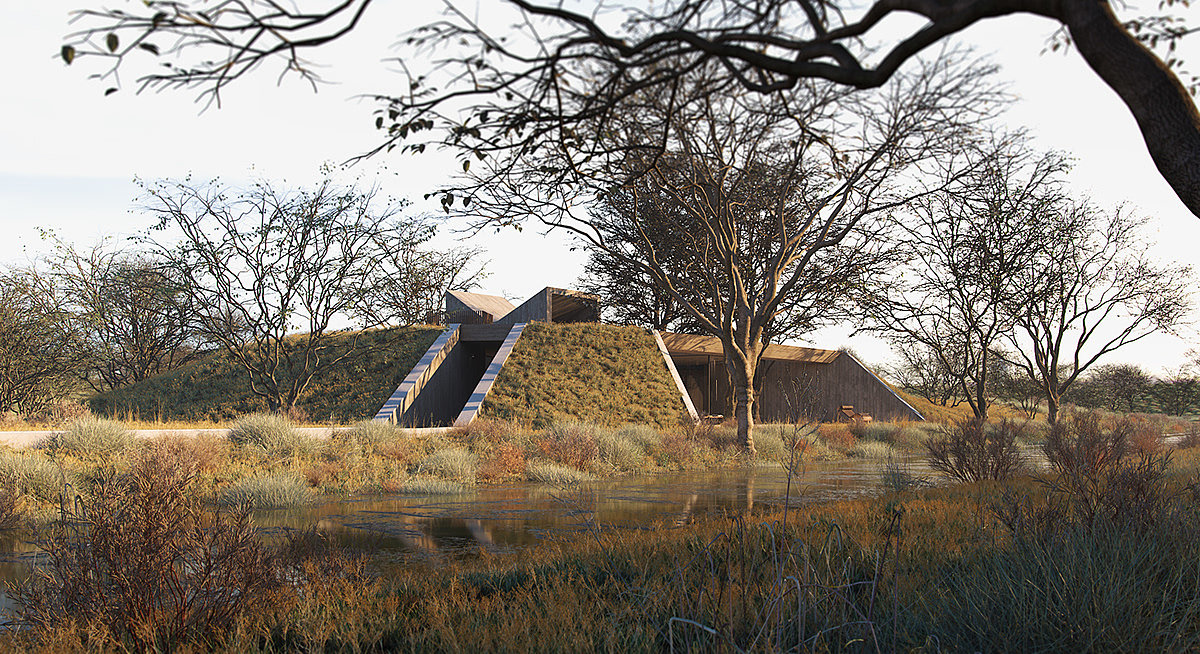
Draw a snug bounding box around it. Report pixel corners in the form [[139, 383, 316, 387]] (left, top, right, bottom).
[[1047, 392, 1060, 425], [1062, 0, 1200, 217], [727, 355, 757, 455]]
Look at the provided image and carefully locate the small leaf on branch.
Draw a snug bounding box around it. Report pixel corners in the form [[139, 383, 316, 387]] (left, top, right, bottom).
[[139, 43, 160, 55], [105, 87, 118, 96], [107, 33, 120, 52], [61, 45, 75, 64]]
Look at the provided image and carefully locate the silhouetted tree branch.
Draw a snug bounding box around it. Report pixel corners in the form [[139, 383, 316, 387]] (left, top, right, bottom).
[[58, 0, 1200, 217]]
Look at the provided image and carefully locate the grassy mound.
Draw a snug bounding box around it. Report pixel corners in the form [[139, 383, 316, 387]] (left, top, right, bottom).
[[480, 323, 687, 429], [89, 327, 443, 423]]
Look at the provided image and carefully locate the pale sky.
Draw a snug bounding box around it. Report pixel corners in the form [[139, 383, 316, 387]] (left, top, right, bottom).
[[2, 2, 1198, 374]]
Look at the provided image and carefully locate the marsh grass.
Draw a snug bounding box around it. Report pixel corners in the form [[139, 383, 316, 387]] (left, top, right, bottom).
[[47, 418, 134, 457], [228, 413, 314, 457], [7, 442, 1200, 652], [849, 440, 897, 459], [526, 460, 595, 485], [0, 452, 69, 502], [417, 447, 479, 483], [343, 419, 397, 444], [595, 429, 645, 472], [219, 474, 314, 509], [879, 456, 932, 493]]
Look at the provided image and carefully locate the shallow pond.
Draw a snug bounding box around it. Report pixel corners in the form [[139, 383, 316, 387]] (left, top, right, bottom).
[[0, 456, 933, 614]]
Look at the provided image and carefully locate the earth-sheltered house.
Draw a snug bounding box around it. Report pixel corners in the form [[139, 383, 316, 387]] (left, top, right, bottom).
[[373, 288, 922, 428]]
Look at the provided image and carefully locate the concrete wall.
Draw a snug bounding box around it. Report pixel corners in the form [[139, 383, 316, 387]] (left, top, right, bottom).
[[400, 341, 499, 427]]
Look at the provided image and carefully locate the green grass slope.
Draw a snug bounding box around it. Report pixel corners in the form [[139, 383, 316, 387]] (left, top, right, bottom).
[[89, 327, 443, 423], [480, 322, 688, 430]]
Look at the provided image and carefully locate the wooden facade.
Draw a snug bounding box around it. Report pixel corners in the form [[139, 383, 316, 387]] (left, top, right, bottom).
[[662, 332, 922, 422]]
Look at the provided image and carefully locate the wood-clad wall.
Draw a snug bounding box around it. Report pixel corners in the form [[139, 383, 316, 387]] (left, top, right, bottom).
[[673, 353, 923, 422]]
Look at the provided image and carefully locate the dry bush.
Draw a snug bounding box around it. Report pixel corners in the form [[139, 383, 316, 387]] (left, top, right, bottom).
[[1180, 423, 1200, 449], [0, 477, 24, 530], [375, 437, 425, 464], [536, 423, 599, 470], [478, 442, 527, 481], [925, 418, 1027, 484], [464, 418, 520, 444], [653, 432, 696, 467], [1124, 415, 1165, 454], [0, 410, 28, 429], [303, 461, 343, 487], [10, 446, 283, 650], [146, 434, 228, 474], [1016, 411, 1184, 533], [818, 423, 857, 452], [43, 401, 91, 426], [1043, 411, 1127, 478], [283, 405, 310, 424]]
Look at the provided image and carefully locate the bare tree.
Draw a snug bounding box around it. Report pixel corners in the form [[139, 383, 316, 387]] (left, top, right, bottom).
[[0, 269, 88, 414], [1152, 368, 1200, 416], [870, 136, 1069, 421], [350, 218, 488, 326], [888, 344, 965, 408], [57, 0, 1200, 218], [41, 236, 201, 391], [139, 176, 442, 411], [489, 57, 992, 452], [1004, 204, 1193, 424], [1071, 363, 1154, 413]]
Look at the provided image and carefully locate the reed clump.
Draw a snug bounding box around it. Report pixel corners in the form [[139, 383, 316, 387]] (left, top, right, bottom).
[[46, 418, 135, 457], [219, 473, 314, 509], [228, 413, 314, 457]]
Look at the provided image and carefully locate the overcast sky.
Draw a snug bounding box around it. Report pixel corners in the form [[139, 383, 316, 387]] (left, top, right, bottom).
[[2, 2, 1198, 374]]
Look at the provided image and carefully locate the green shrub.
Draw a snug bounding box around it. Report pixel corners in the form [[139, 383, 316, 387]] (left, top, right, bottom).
[[228, 413, 314, 456], [47, 418, 135, 457], [399, 476, 468, 495], [526, 460, 595, 486], [417, 448, 478, 483], [219, 473, 313, 509], [596, 429, 645, 472], [0, 452, 70, 502]]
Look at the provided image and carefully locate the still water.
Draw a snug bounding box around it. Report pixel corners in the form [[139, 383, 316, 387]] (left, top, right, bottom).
[[0, 456, 932, 607]]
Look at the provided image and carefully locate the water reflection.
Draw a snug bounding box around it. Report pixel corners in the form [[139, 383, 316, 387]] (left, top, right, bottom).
[[0, 457, 931, 588], [253, 457, 931, 566]]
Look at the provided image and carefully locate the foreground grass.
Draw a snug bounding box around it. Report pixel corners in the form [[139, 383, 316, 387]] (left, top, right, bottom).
[[6, 442, 1200, 653]]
